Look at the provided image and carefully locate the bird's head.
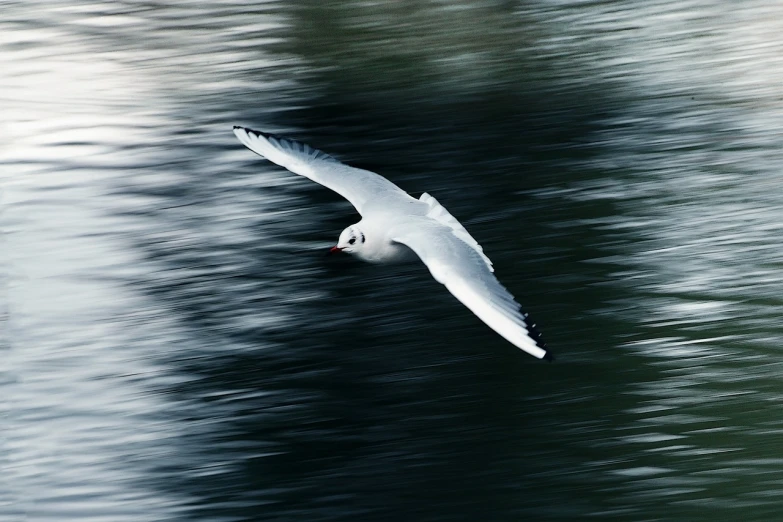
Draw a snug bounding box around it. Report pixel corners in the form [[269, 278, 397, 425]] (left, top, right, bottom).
[[330, 224, 366, 255]]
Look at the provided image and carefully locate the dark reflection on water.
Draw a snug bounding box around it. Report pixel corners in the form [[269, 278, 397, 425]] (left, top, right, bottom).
[[4, 1, 783, 521]]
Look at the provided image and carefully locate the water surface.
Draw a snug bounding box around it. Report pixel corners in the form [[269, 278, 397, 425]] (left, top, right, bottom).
[[3, 1, 783, 520]]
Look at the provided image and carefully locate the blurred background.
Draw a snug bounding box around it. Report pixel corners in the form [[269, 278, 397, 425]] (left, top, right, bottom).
[[2, 1, 783, 520]]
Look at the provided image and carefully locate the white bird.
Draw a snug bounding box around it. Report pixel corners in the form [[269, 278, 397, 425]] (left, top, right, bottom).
[[233, 126, 553, 361]]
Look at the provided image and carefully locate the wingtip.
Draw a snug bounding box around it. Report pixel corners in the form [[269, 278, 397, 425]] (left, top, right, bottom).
[[519, 311, 552, 361], [233, 125, 256, 136], [233, 125, 278, 140], [521, 312, 547, 349]]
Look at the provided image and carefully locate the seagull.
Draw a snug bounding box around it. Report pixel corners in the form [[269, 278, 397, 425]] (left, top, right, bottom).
[[233, 126, 553, 361]]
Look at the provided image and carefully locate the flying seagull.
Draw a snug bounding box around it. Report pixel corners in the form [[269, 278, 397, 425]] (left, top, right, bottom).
[[233, 126, 553, 361]]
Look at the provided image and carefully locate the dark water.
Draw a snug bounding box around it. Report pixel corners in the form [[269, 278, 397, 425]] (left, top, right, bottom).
[[3, 1, 783, 521]]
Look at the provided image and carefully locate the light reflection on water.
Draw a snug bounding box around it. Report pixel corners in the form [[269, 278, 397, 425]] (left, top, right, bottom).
[[3, 1, 783, 520]]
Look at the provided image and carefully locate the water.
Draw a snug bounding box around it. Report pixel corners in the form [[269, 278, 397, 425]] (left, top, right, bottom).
[[3, 1, 783, 520]]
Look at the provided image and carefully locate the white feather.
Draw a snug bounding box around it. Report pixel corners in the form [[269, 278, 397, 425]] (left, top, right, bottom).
[[234, 126, 551, 360]]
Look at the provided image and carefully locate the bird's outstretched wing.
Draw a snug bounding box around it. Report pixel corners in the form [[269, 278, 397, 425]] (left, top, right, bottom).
[[233, 126, 408, 215], [391, 221, 552, 360]]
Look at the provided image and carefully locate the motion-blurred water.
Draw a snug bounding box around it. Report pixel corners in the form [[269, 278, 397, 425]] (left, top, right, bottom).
[[3, 1, 783, 521]]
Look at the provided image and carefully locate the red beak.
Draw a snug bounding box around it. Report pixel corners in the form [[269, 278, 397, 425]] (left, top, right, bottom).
[[329, 246, 343, 255]]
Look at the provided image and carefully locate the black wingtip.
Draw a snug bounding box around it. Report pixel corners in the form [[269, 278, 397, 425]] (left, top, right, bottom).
[[233, 125, 280, 140], [542, 350, 555, 363], [233, 125, 256, 135], [521, 312, 547, 349]]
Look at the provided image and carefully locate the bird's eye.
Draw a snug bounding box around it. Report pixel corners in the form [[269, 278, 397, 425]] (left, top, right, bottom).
[[348, 238, 356, 245]]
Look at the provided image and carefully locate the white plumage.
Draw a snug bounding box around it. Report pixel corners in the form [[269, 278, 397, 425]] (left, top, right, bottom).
[[233, 126, 552, 361]]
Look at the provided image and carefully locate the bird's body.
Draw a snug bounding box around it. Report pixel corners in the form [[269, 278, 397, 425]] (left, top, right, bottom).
[[233, 126, 553, 361], [350, 203, 425, 264], [355, 218, 419, 264]]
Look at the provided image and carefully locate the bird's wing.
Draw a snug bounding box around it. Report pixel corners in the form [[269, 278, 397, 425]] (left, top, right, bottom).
[[233, 126, 408, 215], [391, 220, 552, 360]]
